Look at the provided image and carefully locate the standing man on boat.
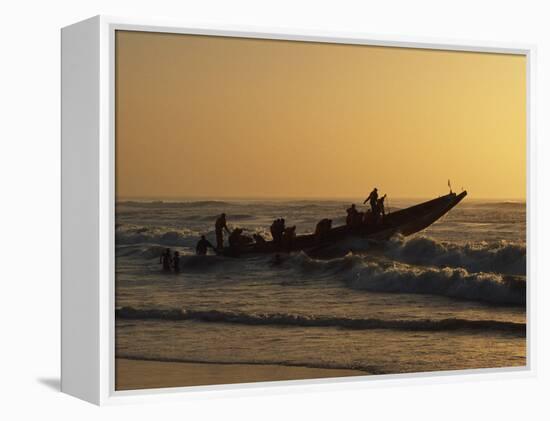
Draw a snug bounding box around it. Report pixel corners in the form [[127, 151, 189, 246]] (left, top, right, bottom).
[[215, 213, 230, 250], [377, 194, 387, 217], [363, 187, 379, 214], [346, 204, 360, 226], [270, 218, 285, 246]]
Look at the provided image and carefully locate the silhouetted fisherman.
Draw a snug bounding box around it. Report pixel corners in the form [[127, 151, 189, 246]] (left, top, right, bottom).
[[172, 251, 180, 272], [270, 218, 285, 246], [196, 235, 215, 255], [282, 225, 296, 251], [363, 187, 379, 214], [377, 194, 387, 217], [253, 233, 266, 245], [160, 248, 172, 271], [215, 213, 230, 250], [363, 209, 374, 225], [270, 219, 278, 243], [228, 228, 244, 247], [315, 218, 332, 242], [228, 228, 253, 248], [346, 204, 359, 226]]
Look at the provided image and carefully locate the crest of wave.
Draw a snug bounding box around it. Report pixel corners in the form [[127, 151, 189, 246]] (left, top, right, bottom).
[[347, 260, 525, 305], [384, 235, 526, 276], [286, 251, 365, 275], [115, 223, 200, 247]]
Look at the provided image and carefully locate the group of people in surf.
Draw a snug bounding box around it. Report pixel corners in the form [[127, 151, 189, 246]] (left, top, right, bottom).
[[159, 248, 180, 272], [159, 233, 218, 271], [160, 187, 387, 269], [346, 187, 387, 228]]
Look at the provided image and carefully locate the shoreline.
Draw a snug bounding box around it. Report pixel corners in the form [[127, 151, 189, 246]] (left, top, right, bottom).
[[115, 357, 367, 391]]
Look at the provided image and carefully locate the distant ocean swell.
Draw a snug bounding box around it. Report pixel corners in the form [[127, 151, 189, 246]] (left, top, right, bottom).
[[118, 200, 231, 208], [115, 307, 525, 335]]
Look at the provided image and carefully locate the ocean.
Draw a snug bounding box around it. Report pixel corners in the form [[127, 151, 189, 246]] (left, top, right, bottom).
[[115, 197, 526, 378]]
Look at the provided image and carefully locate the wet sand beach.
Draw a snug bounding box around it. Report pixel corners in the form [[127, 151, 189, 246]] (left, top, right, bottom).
[[115, 358, 366, 390]]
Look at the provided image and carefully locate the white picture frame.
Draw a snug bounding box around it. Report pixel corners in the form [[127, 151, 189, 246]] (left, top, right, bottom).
[[61, 15, 536, 405]]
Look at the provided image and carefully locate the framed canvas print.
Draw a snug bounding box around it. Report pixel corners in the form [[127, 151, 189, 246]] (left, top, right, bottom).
[[61, 16, 534, 405]]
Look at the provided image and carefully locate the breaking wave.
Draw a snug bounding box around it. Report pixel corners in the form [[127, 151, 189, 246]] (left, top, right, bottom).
[[116, 245, 168, 259], [384, 235, 526, 276], [115, 223, 265, 248], [115, 224, 200, 247], [283, 252, 525, 305], [116, 307, 525, 335], [347, 261, 525, 305], [288, 252, 365, 275]]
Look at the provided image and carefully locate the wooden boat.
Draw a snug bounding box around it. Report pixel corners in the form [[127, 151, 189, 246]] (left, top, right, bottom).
[[220, 191, 467, 257]]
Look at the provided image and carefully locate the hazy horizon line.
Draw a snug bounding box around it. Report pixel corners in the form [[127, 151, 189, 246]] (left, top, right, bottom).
[[116, 194, 526, 203]]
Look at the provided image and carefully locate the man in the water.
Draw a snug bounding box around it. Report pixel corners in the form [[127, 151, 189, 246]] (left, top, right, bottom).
[[196, 235, 215, 255], [160, 248, 172, 271], [215, 213, 230, 250], [172, 251, 181, 272], [363, 187, 379, 214]]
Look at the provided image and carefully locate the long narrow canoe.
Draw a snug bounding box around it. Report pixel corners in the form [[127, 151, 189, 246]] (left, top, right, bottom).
[[220, 191, 467, 257]]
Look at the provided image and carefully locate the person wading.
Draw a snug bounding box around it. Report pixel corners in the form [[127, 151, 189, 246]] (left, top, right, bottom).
[[172, 251, 181, 272], [160, 248, 172, 271], [196, 235, 215, 255], [215, 213, 230, 250]]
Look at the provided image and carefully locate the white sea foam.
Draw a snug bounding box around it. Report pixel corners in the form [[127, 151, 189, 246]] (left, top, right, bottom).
[[347, 261, 525, 305], [115, 224, 201, 247], [272, 252, 525, 305], [383, 235, 526, 275]]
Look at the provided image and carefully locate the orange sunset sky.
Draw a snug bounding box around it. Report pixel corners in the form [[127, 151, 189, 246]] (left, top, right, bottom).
[[115, 31, 526, 200]]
